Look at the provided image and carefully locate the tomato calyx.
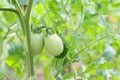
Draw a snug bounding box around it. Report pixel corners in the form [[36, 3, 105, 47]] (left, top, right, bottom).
[[31, 25, 47, 34], [46, 27, 55, 35]]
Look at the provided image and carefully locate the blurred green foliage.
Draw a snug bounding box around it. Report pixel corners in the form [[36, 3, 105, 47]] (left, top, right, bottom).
[[0, 0, 120, 80]]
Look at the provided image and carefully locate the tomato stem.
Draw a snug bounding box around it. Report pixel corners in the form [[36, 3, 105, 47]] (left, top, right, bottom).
[[13, 0, 26, 35], [13, 0, 35, 78], [24, 0, 35, 77], [71, 35, 111, 61]]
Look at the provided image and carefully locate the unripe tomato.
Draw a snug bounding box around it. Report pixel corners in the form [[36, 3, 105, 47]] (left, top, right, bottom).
[[55, 43, 68, 58], [44, 34, 64, 56], [23, 32, 44, 55]]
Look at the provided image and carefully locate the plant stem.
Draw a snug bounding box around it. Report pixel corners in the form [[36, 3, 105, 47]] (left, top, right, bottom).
[[13, 0, 26, 35], [71, 35, 111, 61], [13, 0, 34, 77], [14, 0, 23, 14], [0, 0, 35, 78], [25, 0, 33, 20], [55, 57, 71, 78], [0, 8, 17, 13], [25, 0, 34, 77], [14, 0, 35, 77]]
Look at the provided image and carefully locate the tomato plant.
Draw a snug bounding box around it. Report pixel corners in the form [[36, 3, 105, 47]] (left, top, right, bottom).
[[0, 0, 120, 80]]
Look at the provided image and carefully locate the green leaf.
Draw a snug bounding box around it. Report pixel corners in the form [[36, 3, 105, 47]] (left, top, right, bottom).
[[86, 63, 96, 73], [116, 47, 120, 56], [35, 2, 45, 15], [71, 0, 82, 12], [31, 17, 40, 26], [98, 62, 115, 70], [87, 69, 96, 75], [96, 75, 105, 80], [110, 3, 120, 8], [63, 72, 74, 80], [47, 0, 60, 14], [5, 55, 24, 77], [0, 74, 5, 80], [3, 12, 17, 25], [110, 73, 119, 80]]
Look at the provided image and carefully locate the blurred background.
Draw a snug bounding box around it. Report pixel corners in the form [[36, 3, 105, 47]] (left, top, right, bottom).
[[0, 0, 120, 80]]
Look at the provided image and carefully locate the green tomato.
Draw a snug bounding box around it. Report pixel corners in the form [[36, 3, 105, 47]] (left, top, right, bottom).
[[23, 32, 44, 55], [44, 34, 64, 56], [55, 43, 68, 58]]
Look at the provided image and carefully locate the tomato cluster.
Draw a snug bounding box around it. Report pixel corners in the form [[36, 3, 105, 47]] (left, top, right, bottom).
[[23, 26, 68, 58]]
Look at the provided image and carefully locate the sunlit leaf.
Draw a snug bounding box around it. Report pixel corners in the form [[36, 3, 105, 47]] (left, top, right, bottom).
[[87, 69, 96, 75], [98, 62, 115, 70], [3, 12, 17, 25]]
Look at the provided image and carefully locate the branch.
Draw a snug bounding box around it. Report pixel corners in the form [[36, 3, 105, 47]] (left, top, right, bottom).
[[0, 8, 18, 14], [25, 0, 34, 20], [13, 0, 23, 15], [71, 35, 111, 61], [13, 0, 26, 35]]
